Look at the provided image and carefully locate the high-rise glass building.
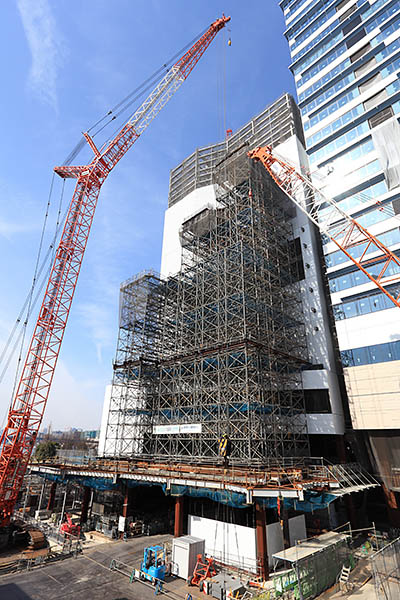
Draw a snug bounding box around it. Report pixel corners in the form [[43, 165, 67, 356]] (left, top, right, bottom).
[[280, 0, 400, 513]]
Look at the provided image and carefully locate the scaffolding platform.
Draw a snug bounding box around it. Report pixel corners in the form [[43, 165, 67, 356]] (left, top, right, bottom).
[[30, 457, 378, 509]]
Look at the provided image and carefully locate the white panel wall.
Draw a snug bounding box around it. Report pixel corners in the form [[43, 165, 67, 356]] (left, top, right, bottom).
[[160, 185, 217, 278], [289, 515, 306, 547], [336, 308, 400, 350], [188, 514, 257, 572], [266, 522, 284, 568], [276, 137, 345, 434], [97, 384, 112, 457], [188, 514, 306, 571]]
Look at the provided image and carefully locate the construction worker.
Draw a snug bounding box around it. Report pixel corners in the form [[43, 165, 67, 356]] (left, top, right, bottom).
[[219, 433, 231, 468]]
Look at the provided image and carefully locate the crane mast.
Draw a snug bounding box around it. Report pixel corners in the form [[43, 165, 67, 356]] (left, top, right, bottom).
[[249, 146, 400, 309], [0, 15, 230, 527]]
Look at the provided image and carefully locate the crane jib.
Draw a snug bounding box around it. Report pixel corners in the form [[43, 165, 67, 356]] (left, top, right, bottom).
[[0, 15, 230, 527]]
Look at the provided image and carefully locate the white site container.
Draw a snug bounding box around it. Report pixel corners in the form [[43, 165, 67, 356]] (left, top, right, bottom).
[[171, 535, 205, 580]]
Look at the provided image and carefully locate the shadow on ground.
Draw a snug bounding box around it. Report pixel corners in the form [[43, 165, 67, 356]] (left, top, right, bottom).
[[0, 583, 33, 599]]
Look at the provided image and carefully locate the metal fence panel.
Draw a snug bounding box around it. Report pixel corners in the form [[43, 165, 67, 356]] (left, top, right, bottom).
[[371, 537, 400, 599]]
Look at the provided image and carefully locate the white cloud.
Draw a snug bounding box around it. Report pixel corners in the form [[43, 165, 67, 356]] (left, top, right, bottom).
[[17, 0, 65, 110], [44, 361, 105, 430], [0, 218, 37, 239], [76, 301, 115, 363]]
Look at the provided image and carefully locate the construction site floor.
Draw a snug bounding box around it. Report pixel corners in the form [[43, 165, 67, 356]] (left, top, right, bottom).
[[320, 558, 375, 599], [0, 533, 206, 600]]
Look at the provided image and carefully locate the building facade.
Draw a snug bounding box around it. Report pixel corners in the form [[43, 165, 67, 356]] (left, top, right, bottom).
[[280, 0, 400, 501], [99, 95, 347, 461]]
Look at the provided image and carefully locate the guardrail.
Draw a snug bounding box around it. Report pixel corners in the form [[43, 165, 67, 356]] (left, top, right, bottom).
[[2, 513, 83, 575]]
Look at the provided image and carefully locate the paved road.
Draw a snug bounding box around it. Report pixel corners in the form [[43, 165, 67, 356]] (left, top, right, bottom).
[[0, 534, 198, 600]]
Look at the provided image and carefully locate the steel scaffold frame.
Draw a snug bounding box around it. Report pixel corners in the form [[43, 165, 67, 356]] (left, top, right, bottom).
[[104, 157, 311, 464]]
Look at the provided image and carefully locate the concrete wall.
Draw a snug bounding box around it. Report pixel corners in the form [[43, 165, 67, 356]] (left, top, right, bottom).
[[276, 136, 345, 435], [344, 361, 400, 430]]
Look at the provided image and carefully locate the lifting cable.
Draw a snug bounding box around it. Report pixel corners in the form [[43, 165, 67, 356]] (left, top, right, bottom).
[[0, 179, 67, 395], [64, 23, 210, 166], [0, 22, 210, 405]]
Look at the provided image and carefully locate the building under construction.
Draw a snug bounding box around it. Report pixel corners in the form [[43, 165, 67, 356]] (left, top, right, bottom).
[[99, 93, 346, 463], [103, 158, 310, 464], [25, 95, 378, 585]]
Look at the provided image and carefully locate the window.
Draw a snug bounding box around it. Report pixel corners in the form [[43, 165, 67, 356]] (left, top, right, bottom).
[[358, 72, 382, 94], [343, 301, 359, 318], [363, 89, 388, 112], [341, 349, 354, 367], [358, 297, 371, 315], [346, 29, 366, 49], [336, 0, 352, 11], [340, 6, 358, 23], [353, 347, 369, 365], [304, 389, 331, 413], [343, 15, 361, 35], [393, 197, 400, 215], [369, 106, 394, 128], [354, 57, 377, 79], [350, 43, 372, 63], [289, 237, 305, 281]]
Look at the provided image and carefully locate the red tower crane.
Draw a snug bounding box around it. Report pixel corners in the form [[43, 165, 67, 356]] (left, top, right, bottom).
[[0, 15, 230, 528], [248, 146, 400, 309]]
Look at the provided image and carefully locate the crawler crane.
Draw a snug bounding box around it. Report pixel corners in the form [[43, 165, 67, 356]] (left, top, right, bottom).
[[0, 15, 230, 535], [249, 146, 400, 309]]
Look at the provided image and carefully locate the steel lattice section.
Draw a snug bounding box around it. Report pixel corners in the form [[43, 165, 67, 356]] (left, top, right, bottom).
[[104, 156, 311, 464]]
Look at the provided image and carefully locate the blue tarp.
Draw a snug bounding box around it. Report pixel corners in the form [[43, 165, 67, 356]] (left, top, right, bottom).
[[37, 473, 337, 511]]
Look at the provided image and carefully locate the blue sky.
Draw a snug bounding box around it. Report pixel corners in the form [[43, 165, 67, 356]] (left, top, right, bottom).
[[0, 0, 295, 430]]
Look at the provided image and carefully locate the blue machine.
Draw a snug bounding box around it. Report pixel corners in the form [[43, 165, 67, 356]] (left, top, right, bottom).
[[141, 545, 167, 582]]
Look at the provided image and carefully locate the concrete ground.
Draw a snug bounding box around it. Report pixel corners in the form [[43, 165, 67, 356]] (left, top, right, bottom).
[[320, 558, 376, 599], [0, 533, 204, 600]]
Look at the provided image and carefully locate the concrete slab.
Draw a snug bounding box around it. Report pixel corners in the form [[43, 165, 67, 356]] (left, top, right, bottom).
[[0, 534, 180, 600]]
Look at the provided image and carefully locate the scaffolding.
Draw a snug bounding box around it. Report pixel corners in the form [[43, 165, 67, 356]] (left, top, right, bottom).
[[371, 537, 400, 599], [103, 151, 311, 464], [105, 271, 164, 457]]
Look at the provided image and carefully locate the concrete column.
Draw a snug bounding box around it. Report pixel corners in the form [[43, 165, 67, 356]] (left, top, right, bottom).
[[335, 436, 347, 464], [174, 496, 184, 538], [255, 501, 269, 581], [80, 486, 91, 524], [46, 482, 57, 511], [336, 436, 358, 530]]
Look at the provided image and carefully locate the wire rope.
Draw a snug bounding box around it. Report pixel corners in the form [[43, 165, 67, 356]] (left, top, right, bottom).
[[62, 24, 210, 166], [89, 24, 209, 139], [0, 20, 213, 399], [0, 181, 68, 388], [0, 174, 55, 372]]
